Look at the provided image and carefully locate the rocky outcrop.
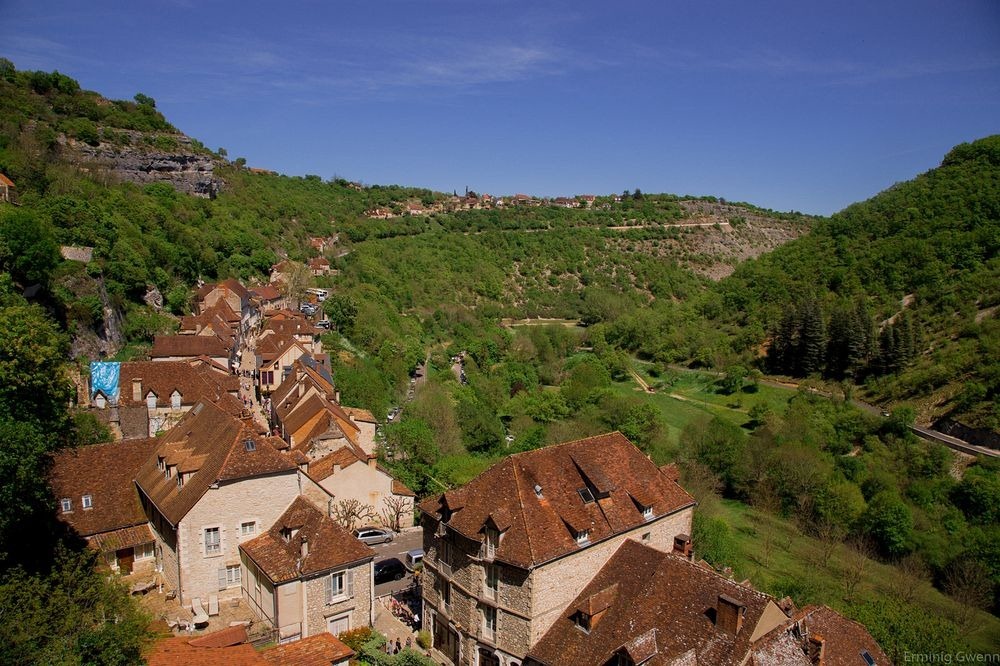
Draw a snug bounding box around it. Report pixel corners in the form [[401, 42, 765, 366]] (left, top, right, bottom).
[[59, 129, 224, 198]]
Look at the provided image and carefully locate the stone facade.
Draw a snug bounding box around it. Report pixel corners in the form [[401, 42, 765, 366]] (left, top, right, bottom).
[[303, 561, 373, 637], [317, 459, 415, 529], [422, 505, 694, 666], [146, 471, 300, 605]]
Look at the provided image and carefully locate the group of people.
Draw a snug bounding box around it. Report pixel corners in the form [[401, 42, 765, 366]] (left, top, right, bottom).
[[385, 636, 412, 654]]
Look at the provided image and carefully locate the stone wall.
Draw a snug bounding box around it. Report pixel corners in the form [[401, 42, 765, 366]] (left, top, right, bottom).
[[529, 506, 693, 644], [178, 472, 300, 604], [303, 561, 373, 637]]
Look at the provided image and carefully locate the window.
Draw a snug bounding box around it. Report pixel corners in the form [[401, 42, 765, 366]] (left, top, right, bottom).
[[170, 391, 181, 410], [244, 438, 256, 452], [578, 487, 595, 504], [327, 614, 350, 636], [226, 564, 241, 586], [325, 571, 354, 603], [575, 530, 590, 545], [82, 494, 93, 509], [176, 473, 184, 488], [574, 611, 592, 633], [94, 394, 106, 409], [146, 393, 157, 410], [484, 564, 498, 600], [262, 370, 274, 385], [241, 521, 256, 537], [484, 527, 499, 559], [157, 456, 164, 471], [60, 498, 72, 513], [135, 543, 154, 560], [482, 605, 497, 641], [442, 581, 452, 610], [642, 505, 653, 520], [642, 532, 651, 543], [204, 527, 221, 555]]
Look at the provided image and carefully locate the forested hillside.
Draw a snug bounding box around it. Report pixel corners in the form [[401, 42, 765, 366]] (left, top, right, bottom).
[[2, 63, 999, 660]]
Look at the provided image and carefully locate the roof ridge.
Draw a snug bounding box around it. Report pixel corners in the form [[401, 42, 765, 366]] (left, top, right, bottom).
[[510, 458, 536, 563], [506, 430, 627, 460]]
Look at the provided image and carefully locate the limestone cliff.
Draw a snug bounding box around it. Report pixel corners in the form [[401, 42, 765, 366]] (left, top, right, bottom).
[[59, 129, 224, 198]]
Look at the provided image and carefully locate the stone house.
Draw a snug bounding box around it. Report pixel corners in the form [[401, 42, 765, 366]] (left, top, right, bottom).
[[90, 360, 242, 438], [0, 173, 15, 204], [149, 334, 232, 368], [195, 278, 256, 335], [49, 438, 160, 574], [308, 447, 416, 530], [256, 334, 312, 394], [251, 283, 286, 313], [261, 314, 323, 355], [418, 432, 696, 666], [525, 539, 889, 666], [134, 401, 302, 606], [240, 496, 375, 643], [308, 256, 331, 276]]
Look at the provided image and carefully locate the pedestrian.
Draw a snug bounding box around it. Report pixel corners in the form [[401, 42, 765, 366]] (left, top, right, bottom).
[[405, 636, 412, 649], [395, 638, 402, 654]]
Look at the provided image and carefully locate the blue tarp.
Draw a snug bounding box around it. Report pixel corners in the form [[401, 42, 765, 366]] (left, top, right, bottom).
[[90, 361, 120, 401]]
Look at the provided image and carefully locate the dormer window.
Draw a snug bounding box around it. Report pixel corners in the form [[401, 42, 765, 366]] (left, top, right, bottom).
[[576, 530, 590, 545], [60, 498, 72, 513], [244, 438, 256, 452], [170, 391, 181, 410], [642, 505, 653, 520], [578, 487, 595, 504], [573, 611, 592, 633], [484, 527, 500, 559], [176, 474, 184, 488], [146, 392, 157, 411], [82, 494, 93, 510], [94, 394, 106, 409], [534, 484, 543, 498]]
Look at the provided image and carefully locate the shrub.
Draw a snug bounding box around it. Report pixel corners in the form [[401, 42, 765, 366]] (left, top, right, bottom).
[[416, 629, 431, 649]]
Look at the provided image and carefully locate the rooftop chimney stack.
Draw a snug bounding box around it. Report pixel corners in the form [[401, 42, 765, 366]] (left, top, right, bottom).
[[367, 455, 376, 470], [716, 594, 745, 635], [673, 534, 692, 559], [132, 378, 142, 402]]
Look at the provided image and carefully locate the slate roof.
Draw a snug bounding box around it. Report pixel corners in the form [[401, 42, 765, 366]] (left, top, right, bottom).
[[49, 438, 159, 539], [135, 401, 297, 526], [239, 496, 373, 584], [149, 334, 230, 359], [260, 632, 355, 666], [419, 432, 695, 569], [527, 540, 781, 666]]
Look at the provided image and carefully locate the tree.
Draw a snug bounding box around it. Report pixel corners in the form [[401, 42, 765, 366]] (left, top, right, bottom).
[[0, 209, 60, 286], [942, 557, 992, 636], [380, 495, 412, 533], [279, 260, 311, 310], [133, 92, 156, 108], [860, 491, 913, 558], [720, 365, 748, 395], [330, 499, 377, 530], [324, 293, 359, 332]]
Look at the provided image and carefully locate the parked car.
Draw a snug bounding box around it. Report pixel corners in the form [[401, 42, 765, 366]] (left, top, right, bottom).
[[353, 527, 394, 545], [404, 548, 424, 571], [374, 558, 407, 584]]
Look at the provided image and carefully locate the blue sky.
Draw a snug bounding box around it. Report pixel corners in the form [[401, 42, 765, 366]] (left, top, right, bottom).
[[3, 1, 998, 214]]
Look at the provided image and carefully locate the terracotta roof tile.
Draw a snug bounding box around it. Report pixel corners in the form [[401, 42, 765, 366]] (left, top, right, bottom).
[[251, 284, 282, 301], [135, 402, 297, 525], [113, 361, 239, 410], [392, 479, 416, 497], [527, 540, 780, 666], [147, 637, 264, 666], [419, 433, 695, 569], [187, 625, 248, 648], [342, 406, 376, 422], [752, 605, 891, 666], [240, 497, 373, 584], [149, 335, 230, 359], [49, 438, 159, 538], [88, 524, 155, 552], [260, 632, 355, 665]]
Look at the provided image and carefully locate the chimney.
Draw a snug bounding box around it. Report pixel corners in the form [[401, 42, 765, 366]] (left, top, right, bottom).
[[367, 455, 376, 470], [298, 381, 304, 398], [300, 536, 309, 559], [716, 595, 745, 635], [132, 378, 142, 402], [673, 534, 692, 559], [334, 390, 340, 403]]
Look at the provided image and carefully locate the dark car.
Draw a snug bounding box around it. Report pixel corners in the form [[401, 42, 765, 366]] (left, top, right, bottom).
[[374, 558, 407, 584]]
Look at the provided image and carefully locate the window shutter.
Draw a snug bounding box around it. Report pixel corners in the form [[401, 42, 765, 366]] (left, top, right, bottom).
[[325, 574, 333, 604], [346, 570, 354, 598], [218, 567, 227, 590]]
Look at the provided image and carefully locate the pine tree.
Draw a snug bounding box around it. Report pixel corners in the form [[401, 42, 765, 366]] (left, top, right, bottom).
[[798, 299, 827, 376]]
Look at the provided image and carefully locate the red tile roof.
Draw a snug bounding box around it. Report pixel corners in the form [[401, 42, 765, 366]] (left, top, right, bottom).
[[260, 632, 355, 666], [0, 173, 14, 187], [342, 406, 376, 423], [114, 361, 239, 410], [147, 636, 263, 666], [49, 438, 159, 538], [188, 625, 248, 648], [251, 284, 282, 301], [748, 605, 891, 666], [240, 496, 373, 584], [419, 432, 695, 569], [527, 540, 782, 666], [135, 401, 297, 525], [88, 524, 155, 552], [149, 334, 230, 359]]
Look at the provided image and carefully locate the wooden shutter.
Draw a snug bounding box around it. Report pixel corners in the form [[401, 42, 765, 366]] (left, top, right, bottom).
[[346, 570, 354, 598], [218, 567, 227, 590], [324, 573, 333, 604]]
